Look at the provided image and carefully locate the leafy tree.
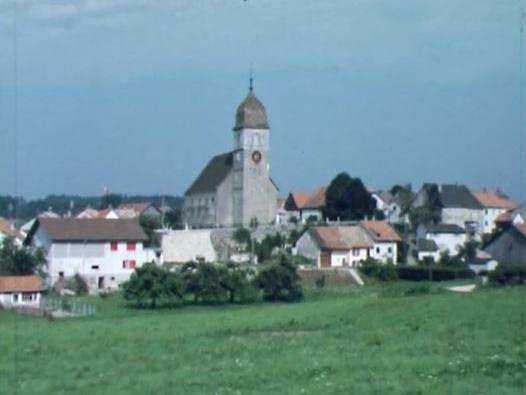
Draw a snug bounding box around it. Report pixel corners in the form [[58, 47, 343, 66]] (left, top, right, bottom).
[[457, 240, 480, 260], [0, 238, 46, 276], [255, 233, 283, 263], [122, 262, 169, 308], [163, 208, 181, 229], [410, 184, 442, 227], [64, 274, 89, 296], [139, 214, 162, 247], [219, 262, 256, 303], [254, 254, 303, 302], [324, 172, 376, 221], [233, 227, 251, 248]]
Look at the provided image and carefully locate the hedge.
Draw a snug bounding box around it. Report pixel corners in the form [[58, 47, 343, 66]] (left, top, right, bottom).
[[396, 266, 475, 282]]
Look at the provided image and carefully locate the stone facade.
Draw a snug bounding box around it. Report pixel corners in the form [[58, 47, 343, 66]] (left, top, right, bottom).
[[184, 86, 278, 228]]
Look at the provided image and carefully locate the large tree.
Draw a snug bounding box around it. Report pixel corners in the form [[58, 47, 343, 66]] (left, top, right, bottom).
[[0, 238, 46, 276], [323, 172, 376, 221]]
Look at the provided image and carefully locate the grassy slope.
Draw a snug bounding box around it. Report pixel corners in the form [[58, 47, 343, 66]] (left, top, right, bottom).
[[0, 284, 524, 395]]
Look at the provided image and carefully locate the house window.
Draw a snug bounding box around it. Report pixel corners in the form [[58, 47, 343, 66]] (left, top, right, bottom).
[[126, 241, 136, 251], [13, 294, 19, 302], [352, 248, 360, 257], [91, 265, 99, 270], [110, 241, 118, 251], [388, 247, 392, 254], [376, 247, 380, 254], [122, 260, 136, 269], [59, 271, 64, 279]]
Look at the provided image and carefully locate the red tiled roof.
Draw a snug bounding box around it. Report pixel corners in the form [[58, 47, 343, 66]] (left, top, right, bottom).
[[360, 219, 401, 242], [302, 186, 326, 209], [0, 275, 43, 292], [496, 211, 512, 223], [310, 226, 373, 250], [471, 189, 516, 209]]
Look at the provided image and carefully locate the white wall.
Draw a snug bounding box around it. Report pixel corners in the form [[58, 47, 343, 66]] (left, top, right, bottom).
[[42, 240, 153, 292], [427, 232, 466, 255], [330, 248, 369, 267], [442, 208, 483, 235], [161, 229, 217, 263], [370, 242, 398, 264], [295, 231, 321, 264], [0, 291, 41, 306], [482, 208, 507, 234]]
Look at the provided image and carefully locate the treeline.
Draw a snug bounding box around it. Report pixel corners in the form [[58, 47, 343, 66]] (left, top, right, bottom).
[[122, 255, 303, 308], [0, 194, 183, 221]]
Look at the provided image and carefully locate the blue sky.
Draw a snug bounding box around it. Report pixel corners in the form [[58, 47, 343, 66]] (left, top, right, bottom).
[[0, 0, 524, 200]]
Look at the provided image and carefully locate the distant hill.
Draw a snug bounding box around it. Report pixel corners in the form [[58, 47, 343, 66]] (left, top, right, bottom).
[[0, 194, 183, 221]]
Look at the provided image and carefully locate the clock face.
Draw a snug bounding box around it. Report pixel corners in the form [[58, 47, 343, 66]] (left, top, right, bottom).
[[251, 150, 262, 164]]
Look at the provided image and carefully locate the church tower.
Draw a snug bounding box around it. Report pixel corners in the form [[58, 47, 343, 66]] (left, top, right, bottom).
[[232, 79, 277, 226]]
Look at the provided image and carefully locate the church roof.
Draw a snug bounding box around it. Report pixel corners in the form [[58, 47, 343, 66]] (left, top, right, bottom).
[[185, 152, 233, 195], [233, 90, 269, 131]]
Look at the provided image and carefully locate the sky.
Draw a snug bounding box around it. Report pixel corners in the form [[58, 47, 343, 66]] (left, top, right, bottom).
[[0, 0, 524, 200]]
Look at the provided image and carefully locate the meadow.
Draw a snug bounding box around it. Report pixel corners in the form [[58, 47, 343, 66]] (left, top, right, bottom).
[[0, 282, 524, 395]]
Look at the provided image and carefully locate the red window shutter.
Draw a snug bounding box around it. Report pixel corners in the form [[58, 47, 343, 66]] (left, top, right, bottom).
[[110, 241, 118, 251], [126, 241, 136, 251], [130, 260, 136, 269]]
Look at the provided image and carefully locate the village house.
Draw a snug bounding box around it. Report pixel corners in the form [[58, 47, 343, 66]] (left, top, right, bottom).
[[416, 223, 467, 255], [284, 186, 326, 224], [76, 202, 161, 220], [483, 223, 526, 265], [495, 201, 526, 231], [0, 216, 23, 245], [360, 219, 400, 264], [413, 183, 484, 236], [372, 191, 394, 219], [471, 189, 516, 234], [415, 238, 440, 263], [0, 275, 43, 307], [295, 220, 399, 268], [25, 218, 154, 292]]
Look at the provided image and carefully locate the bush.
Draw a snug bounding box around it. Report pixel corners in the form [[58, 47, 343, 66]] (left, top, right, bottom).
[[488, 263, 526, 285], [397, 266, 474, 282], [378, 264, 398, 281], [254, 254, 303, 302], [359, 259, 398, 281], [64, 274, 89, 296], [315, 274, 326, 289]]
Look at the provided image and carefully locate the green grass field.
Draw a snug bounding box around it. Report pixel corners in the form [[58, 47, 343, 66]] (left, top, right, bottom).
[[1, 283, 525, 395]]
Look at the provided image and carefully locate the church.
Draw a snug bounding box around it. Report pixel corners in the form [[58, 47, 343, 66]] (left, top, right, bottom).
[[183, 82, 278, 228]]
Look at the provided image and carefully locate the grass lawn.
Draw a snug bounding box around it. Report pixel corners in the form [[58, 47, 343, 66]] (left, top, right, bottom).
[[0, 282, 525, 394]]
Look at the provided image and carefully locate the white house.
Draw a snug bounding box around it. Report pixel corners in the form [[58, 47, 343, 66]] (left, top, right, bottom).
[[417, 223, 467, 255], [0, 275, 43, 307], [360, 219, 400, 264], [471, 189, 516, 234], [284, 186, 326, 224], [296, 225, 373, 268], [415, 238, 440, 263], [25, 218, 154, 293], [413, 183, 484, 236]]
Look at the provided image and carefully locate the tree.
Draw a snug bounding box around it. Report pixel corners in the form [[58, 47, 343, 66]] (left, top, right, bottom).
[[324, 172, 376, 221], [410, 184, 442, 227], [122, 262, 169, 308], [233, 227, 251, 249], [164, 208, 181, 229], [218, 262, 255, 303], [0, 238, 46, 276], [254, 254, 303, 302], [139, 214, 162, 247]]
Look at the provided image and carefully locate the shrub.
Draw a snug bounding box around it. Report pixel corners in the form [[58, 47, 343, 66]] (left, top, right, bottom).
[[254, 254, 303, 302], [488, 263, 526, 285], [378, 264, 398, 281], [397, 266, 474, 282], [315, 274, 326, 289], [359, 259, 397, 281], [64, 274, 89, 296]]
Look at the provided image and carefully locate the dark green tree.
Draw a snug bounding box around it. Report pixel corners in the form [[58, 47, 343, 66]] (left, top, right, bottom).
[[323, 172, 376, 221], [164, 208, 181, 229], [232, 227, 251, 248], [254, 254, 303, 302], [139, 214, 162, 247], [0, 238, 46, 276], [122, 262, 168, 308]]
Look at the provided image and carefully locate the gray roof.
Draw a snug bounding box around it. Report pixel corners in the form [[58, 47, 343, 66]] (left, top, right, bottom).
[[436, 184, 483, 209], [425, 223, 465, 234], [29, 218, 147, 242], [233, 90, 269, 131], [416, 238, 439, 252], [186, 152, 233, 195]]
